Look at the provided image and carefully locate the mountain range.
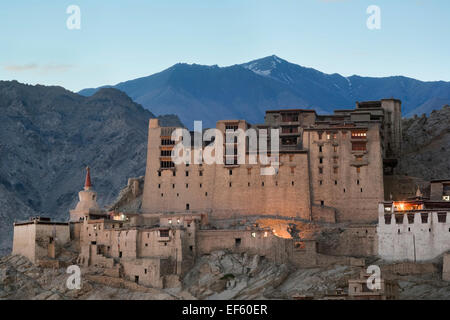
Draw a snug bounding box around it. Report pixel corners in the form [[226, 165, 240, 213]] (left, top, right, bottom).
[[79, 55, 450, 128]]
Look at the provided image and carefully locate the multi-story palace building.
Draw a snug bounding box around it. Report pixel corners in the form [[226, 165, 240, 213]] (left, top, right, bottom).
[[142, 99, 402, 223]]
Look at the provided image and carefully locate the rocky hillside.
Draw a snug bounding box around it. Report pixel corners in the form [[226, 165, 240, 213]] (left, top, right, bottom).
[[2, 251, 449, 300], [398, 105, 450, 180], [0, 81, 182, 256]]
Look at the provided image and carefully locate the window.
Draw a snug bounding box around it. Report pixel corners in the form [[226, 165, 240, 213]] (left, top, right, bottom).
[[352, 141, 367, 151], [319, 168, 323, 174], [384, 214, 392, 224], [357, 179, 360, 185], [327, 134, 331, 140], [172, 184, 175, 188], [282, 126, 298, 134], [356, 167, 361, 173], [161, 139, 175, 145], [235, 238, 241, 246], [186, 203, 190, 210], [248, 182, 250, 187], [333, 146, 338, 152], [281, 112, 298, 122], [160, 230, 169, 237], [333, 167, 338, 174], [247, 168, 251, 175], [262, 182, 264, 187], [334, 180, 337, 185], [185, 171, 189, 177], [421, 213, 428, 224], [199, 171, 203, 176], [351, 131, 367, 139], [186, 183, 189, 188], [333, 133, 337, 139], [173, 171, 176, 177], [158, 184, 161, 188], [291, 181, 294, 186], [319, 180, 323, 185], [229, 182, 232, 187], [319, 157, 323, 164], [251, 232, 256, 238], [229, 169, 233, 176], [319, 146, 323, 153], [160, 161, 175, 168], [205, 192, 208, 196], [438, 213, 447, 223], [320, 200, 324, 207], [161, 193, 163, 197], [199, 183, 202, 188], [158, 171, 161, 177]]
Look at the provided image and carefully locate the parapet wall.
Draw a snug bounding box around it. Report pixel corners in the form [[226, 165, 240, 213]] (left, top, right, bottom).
[[377, 211, 450, 261]]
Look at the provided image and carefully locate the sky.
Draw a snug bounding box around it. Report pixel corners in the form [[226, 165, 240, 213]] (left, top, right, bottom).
[[0, 0, 449, 92]]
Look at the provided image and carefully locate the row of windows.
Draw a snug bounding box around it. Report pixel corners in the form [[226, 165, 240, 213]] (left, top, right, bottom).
[[317, 130, 367, 140], [158, 167, 297, 177], [318, 145, 339, 153], [318, 179, 361, 185], [158, 180, 296, 191], [318, 167, 362, 174], [161, 139, 175, 145], [384, 213, 448, 225]]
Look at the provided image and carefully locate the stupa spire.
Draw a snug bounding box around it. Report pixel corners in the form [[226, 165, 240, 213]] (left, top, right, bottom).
[[84, 166, 92, 190]]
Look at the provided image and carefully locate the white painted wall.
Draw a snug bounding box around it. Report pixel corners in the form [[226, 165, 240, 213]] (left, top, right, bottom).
[[377, 203, 450, 261]]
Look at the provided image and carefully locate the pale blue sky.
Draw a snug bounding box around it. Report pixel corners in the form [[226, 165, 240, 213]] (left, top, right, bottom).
[[1, 0, 449, 92]]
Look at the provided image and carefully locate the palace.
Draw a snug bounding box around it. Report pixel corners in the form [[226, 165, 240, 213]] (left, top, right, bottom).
[[11, 98, 450, 290], [141, 98, 402, 223]]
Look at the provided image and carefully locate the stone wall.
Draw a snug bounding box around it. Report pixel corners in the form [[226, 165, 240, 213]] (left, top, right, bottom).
[[443, 253, 450, 282], [12, 222, 70, 264], [317, 225, 378, 257]]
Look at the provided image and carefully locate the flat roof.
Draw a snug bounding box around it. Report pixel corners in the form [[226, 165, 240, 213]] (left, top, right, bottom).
[[265, 109, 317, 114], [14, 221, 69, 227]]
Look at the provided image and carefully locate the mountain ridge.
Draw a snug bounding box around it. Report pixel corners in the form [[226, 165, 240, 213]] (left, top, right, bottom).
[[79, 55, 450, 128]]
